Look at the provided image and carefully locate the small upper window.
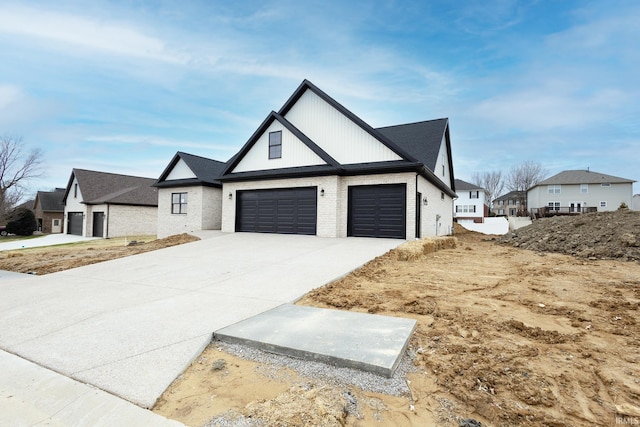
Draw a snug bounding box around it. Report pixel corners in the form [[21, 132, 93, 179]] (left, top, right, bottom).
[[601, 183, 611, 187], [580, 184, 588, 193], [269, 131, 282, 159], [441, 192, 444, 200], [548, 184, 561, 194], [600, 201, 607, 207], [74, 183, 78, 198], [469, 191, 479, 199]]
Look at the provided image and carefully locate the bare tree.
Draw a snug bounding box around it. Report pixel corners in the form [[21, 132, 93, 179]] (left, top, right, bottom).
[[506, 161, 547, 215], [0, 135, 44, 220], [506, 161, 547, 192], [471, 171, 504, 208]]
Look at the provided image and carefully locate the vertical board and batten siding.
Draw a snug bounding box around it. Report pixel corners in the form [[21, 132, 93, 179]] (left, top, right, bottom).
[[157, 186, 222, 238], [233, 121, 327, 173], [64, 176, 86, 235], [166, 159, 197, 180], [435, 135, 453, 189], [283, 90, 403, 165]]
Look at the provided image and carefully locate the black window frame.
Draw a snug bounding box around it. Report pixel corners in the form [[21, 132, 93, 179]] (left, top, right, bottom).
[[268, 131, 282, 159], [171, 192, 188, 214]]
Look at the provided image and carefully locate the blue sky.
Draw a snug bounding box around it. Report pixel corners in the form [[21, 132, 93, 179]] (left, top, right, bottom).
[[1, 0, 638, 197]]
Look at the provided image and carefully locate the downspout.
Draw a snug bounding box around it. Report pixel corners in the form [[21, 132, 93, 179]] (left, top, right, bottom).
[[106, 204, 110, 238]]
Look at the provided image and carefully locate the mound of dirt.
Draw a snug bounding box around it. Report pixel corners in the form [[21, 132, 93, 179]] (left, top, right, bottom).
[[499, 209, 640, 262]]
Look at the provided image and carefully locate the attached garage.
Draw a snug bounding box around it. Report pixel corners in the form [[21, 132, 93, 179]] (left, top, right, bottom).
[[236, 187, 317, 235], [67, 212, 83, 236], [347, 184, 406, 239]]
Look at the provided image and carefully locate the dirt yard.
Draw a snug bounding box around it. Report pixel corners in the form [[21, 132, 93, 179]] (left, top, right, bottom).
[[153, 212, 640, 427], [0, 233, 199, 274]]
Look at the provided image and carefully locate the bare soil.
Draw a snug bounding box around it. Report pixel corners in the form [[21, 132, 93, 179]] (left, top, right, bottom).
[[154, 214, 640, 427], [0, 233, 199, 274]]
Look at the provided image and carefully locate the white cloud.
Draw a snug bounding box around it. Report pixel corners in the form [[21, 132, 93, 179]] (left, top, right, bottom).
[[0, 5, 187, 64], [0, 85, 21, 109], [84, 134, 236, 152]]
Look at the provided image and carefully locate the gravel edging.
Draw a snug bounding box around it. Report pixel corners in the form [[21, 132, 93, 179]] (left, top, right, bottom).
[[214, 340, 417, 396], [204, 340, 417, 427]]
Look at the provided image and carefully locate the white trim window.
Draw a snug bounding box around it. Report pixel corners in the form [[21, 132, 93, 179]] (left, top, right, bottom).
[[600, 201, 607, 208], [548, 201, 560, 211], [601, 183, 611, 188], [580, 184, 588, 193], [456, 205, 477, 213], [548, 185, 561, 194]]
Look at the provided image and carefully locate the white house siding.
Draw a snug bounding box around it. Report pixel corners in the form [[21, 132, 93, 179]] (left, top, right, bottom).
[[232, 121, 326, 172], [528, 183, 633, 213], [454, 189, 487, 221], [157, 186, 222, 238], [107, 205, 157, 237], [283, 90, 403, 165], [63, 176, 86, 235], [434, 135, 453, 189], [166, 159, 197, 180], [418, 176, 454, 237]]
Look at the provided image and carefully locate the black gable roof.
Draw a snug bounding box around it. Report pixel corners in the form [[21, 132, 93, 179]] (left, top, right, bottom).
[[36, 188, 65, 212], [155, 152, 227, 188], [376, 118, 448, 173]]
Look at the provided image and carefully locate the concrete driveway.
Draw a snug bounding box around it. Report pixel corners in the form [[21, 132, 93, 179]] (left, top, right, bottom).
[[0, 234, 98, 251], [0, 232, 401, 408]]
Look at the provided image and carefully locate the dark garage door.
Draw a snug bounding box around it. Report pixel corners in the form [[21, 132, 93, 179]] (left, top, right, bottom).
[[348, 184, 406, 239], [236, 187, 317, 235], [67, 212, 83, 236]]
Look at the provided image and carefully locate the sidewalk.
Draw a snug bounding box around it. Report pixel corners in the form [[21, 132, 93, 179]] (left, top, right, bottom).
[[0, 350, 184, 427]]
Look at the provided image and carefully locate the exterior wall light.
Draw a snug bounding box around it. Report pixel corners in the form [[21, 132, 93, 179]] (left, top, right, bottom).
[[423, 197, 428, 206], [228, 192, 233, 200], [320, 188, 325, 197]]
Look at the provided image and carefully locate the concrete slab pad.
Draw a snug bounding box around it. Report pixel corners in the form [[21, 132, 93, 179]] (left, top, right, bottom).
[[214, 304, 416, 377]]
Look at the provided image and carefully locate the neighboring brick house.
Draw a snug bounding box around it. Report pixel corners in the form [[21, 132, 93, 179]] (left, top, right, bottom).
[[154, 152, 226, 238], [33, 188, 65, 233], [492, 191, 527, 216], [453, 179, 489, 223], [62, 169, 158, 237], [218, 80, 456, 239], [528, 170, 635, 217]]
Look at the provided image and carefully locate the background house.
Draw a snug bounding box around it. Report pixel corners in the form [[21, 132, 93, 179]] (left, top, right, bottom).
[[219, 80, 456, 239], [453, 179, 489, 223], [63, 169, 158, 237], [492, 191, 527, 216], [33, 188, 65, 233], [154, 152, 226, 238], [527, 170, 635, 217], [633, 194, 640, 211]]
